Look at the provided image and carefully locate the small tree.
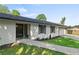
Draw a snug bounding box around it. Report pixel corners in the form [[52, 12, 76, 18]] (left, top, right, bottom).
[[11, 9, 20, 16], [60, 17, 66, 25], [36, 14, 47, 21]]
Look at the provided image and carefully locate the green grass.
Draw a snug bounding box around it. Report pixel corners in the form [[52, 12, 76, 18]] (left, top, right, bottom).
[[44, 37, 79, 48], [0, 44, 65, 55]]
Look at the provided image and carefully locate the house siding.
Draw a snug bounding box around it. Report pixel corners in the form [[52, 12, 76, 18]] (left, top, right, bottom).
[[0, 19, 16, 46], [58, 27, 64, 36], [30, 24, 64, 40], [0, 19, 65, 45], [30, 23, 39, 40], [38, 25, 50, 39], [51, 26, 59, 37]]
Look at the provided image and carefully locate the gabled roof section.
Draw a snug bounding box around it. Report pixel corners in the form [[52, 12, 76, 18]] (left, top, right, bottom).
[[0, 13, 67, 28]]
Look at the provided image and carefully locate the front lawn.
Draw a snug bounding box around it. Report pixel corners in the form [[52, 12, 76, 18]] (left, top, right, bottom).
[[0, 44, 65, 55], [44, 37, 79, 48]]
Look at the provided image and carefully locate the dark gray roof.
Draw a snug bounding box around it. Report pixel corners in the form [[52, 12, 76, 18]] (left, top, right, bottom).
[[0, 13, 67, 28]]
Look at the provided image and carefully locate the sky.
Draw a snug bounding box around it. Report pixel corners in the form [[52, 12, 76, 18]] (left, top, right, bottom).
[[6, 4, 79, 26]]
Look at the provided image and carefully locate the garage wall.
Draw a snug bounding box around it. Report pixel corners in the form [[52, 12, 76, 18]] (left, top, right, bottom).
[[58, 27, 64, 36], [0, 19, 16, 46]]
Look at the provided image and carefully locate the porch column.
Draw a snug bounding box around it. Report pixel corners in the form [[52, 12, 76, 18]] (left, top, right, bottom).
[[23, 24, 25, 38]]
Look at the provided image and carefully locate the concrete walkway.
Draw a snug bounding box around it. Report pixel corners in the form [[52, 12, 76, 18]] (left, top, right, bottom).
[[20, 39, 79, 55], [63, 34, 79, 40]]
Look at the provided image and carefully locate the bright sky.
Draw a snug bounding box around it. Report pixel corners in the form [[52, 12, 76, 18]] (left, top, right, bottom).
[[6, 4, 79, 26]]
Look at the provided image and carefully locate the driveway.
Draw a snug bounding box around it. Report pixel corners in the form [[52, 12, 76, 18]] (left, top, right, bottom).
[[63, 34, 79, 40], [20, 39, 79, 55]]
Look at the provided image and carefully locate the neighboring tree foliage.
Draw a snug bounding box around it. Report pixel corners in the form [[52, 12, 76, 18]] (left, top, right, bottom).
[[0, 4, 10, 14], [60, 17, 66, 25], [36, 14, 47, 21], [11, 10, 20, 16]]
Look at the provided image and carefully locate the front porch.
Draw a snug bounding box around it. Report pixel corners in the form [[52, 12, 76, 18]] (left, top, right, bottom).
[[16, 23, 30, 40]]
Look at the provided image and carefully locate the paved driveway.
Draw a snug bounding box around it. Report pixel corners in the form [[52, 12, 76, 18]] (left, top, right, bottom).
[[63, 34, 79, 40], [20, 39, 79, 55]]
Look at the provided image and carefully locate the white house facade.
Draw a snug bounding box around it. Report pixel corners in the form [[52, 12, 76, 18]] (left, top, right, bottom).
[[0, 13, 66, 46]]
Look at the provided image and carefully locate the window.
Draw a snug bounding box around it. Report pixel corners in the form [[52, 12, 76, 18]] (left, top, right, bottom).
[[50, 26, 55, 33], [39, 25, 46, 34]]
